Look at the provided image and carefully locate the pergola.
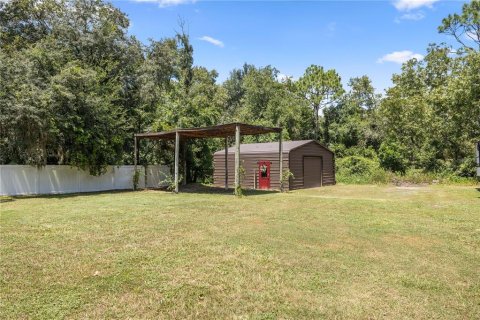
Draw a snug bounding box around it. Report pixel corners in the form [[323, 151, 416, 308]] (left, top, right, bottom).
[[134, 123, 283, 194]]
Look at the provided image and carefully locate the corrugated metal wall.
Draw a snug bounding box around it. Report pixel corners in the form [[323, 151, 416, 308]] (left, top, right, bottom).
[[289, 142, 335, 189], [213, 141, 335, 190], [213, 152, 289, 190]]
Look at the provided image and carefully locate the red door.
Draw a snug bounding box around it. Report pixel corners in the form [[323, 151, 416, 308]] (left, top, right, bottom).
[[258, 161, 271, 189]]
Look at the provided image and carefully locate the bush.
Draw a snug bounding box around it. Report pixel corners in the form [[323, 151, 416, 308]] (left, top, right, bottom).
[[336, 156, 391, 184], [393, 169, 477, 185], [337, 156, 378, 175], [378, 142, 407, 174], [343, 146, 378, 160], [336, 156, 478, 186], [455, 157, 477, 177], [132, 169, 141, 190]]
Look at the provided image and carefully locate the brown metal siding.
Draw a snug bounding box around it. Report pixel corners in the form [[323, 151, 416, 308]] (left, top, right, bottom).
[[213, 152, 289, 190], [289, 142, 335, 189]]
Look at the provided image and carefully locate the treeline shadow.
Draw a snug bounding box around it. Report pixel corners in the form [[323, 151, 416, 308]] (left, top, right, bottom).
[[174, 183, 278, 196], [1, 184, 277, 202], [1, 189, 133, 202]]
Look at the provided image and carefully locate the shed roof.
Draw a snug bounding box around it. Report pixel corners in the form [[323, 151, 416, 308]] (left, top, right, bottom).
[[214, 140, 328, 155]]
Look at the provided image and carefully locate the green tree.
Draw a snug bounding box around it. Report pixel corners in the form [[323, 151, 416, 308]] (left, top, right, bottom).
[[324, 76, 380, 151], [221, 64, 255, 122], [0, 0, 144, 174], [438, 0, 480, 51], [297, 65, 344, 140]]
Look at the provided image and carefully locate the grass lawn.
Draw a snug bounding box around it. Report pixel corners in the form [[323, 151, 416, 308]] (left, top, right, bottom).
[[1, 184, 479, 319]]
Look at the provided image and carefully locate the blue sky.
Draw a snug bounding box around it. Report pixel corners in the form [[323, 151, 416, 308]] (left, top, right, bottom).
[[112, 0, 468, 93]]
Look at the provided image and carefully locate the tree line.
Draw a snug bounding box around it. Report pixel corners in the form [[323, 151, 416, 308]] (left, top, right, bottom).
[[1, 0, 479, 182]]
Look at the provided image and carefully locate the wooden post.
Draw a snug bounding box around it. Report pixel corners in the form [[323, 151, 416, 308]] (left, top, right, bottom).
[[234, 125, 241, 196], [134, 136, 138, 171], [174, 131, 180, 193], [182, 140, 187, 186], [279, 130, 283, 191], [134, 136, 138, 190], [224, 137, 228, 190]]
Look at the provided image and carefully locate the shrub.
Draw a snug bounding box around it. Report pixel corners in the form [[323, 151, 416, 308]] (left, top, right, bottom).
[[337, 156, 379, 176], [329, 143, 346, 158], [133, 169, 141, 190], [378, 142, 407, 174], [455, 157, 477, 177], [160, 174, 183, 192], [393, 169, 477, 185], [336, 156, 478, 186], [280, 169, 294, 192], [336, 156, 391, 184], [343, 146, 378, 160]]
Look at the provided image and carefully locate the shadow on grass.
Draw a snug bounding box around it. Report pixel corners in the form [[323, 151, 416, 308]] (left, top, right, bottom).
[[2, 184, 277, 201], [175, 183, 278, 196], [0, 196, 15, 203], [4, 189, 133, 201]]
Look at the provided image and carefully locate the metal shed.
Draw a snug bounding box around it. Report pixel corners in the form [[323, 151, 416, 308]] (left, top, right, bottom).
[[213, 140, 335, 190], [134, 123, 282, 195]]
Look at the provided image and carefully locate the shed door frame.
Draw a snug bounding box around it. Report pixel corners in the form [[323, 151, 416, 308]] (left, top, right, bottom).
[[302, 156, 323, 188]]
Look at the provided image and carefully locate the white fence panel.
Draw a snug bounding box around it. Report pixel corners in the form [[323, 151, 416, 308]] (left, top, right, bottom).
[[38, 166, 78, 194], [114, 166, 138, 190], [0, 165, 38, 196], [78, 166, 114, 193], [0, 165, 170, 196]]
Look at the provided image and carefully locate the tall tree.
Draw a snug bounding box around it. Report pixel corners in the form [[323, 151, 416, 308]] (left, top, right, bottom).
[[324, 76, 380, 151], [438, 0, 480, 51], [297, 65, 344, 140], [0, 0, 144, 174], [221, 63, 255, 122]]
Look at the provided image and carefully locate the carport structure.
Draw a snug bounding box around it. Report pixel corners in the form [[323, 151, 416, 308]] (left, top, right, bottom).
[[134, 123, 282, 195]]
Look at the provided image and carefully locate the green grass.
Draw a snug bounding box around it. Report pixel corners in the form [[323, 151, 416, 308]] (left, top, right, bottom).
[[1, 184, 479, 319]]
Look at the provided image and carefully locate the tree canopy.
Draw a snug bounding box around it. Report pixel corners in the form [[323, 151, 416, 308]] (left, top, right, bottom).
[[1, 0, 478, 180]]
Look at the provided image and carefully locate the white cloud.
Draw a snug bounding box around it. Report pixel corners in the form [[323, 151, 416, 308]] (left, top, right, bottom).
[[393, 0, 439, 11], [198, 36, 224, 48], [377, 50, 424, 64], [395, 11, 425, 22], [133, 0, 196, 8]]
